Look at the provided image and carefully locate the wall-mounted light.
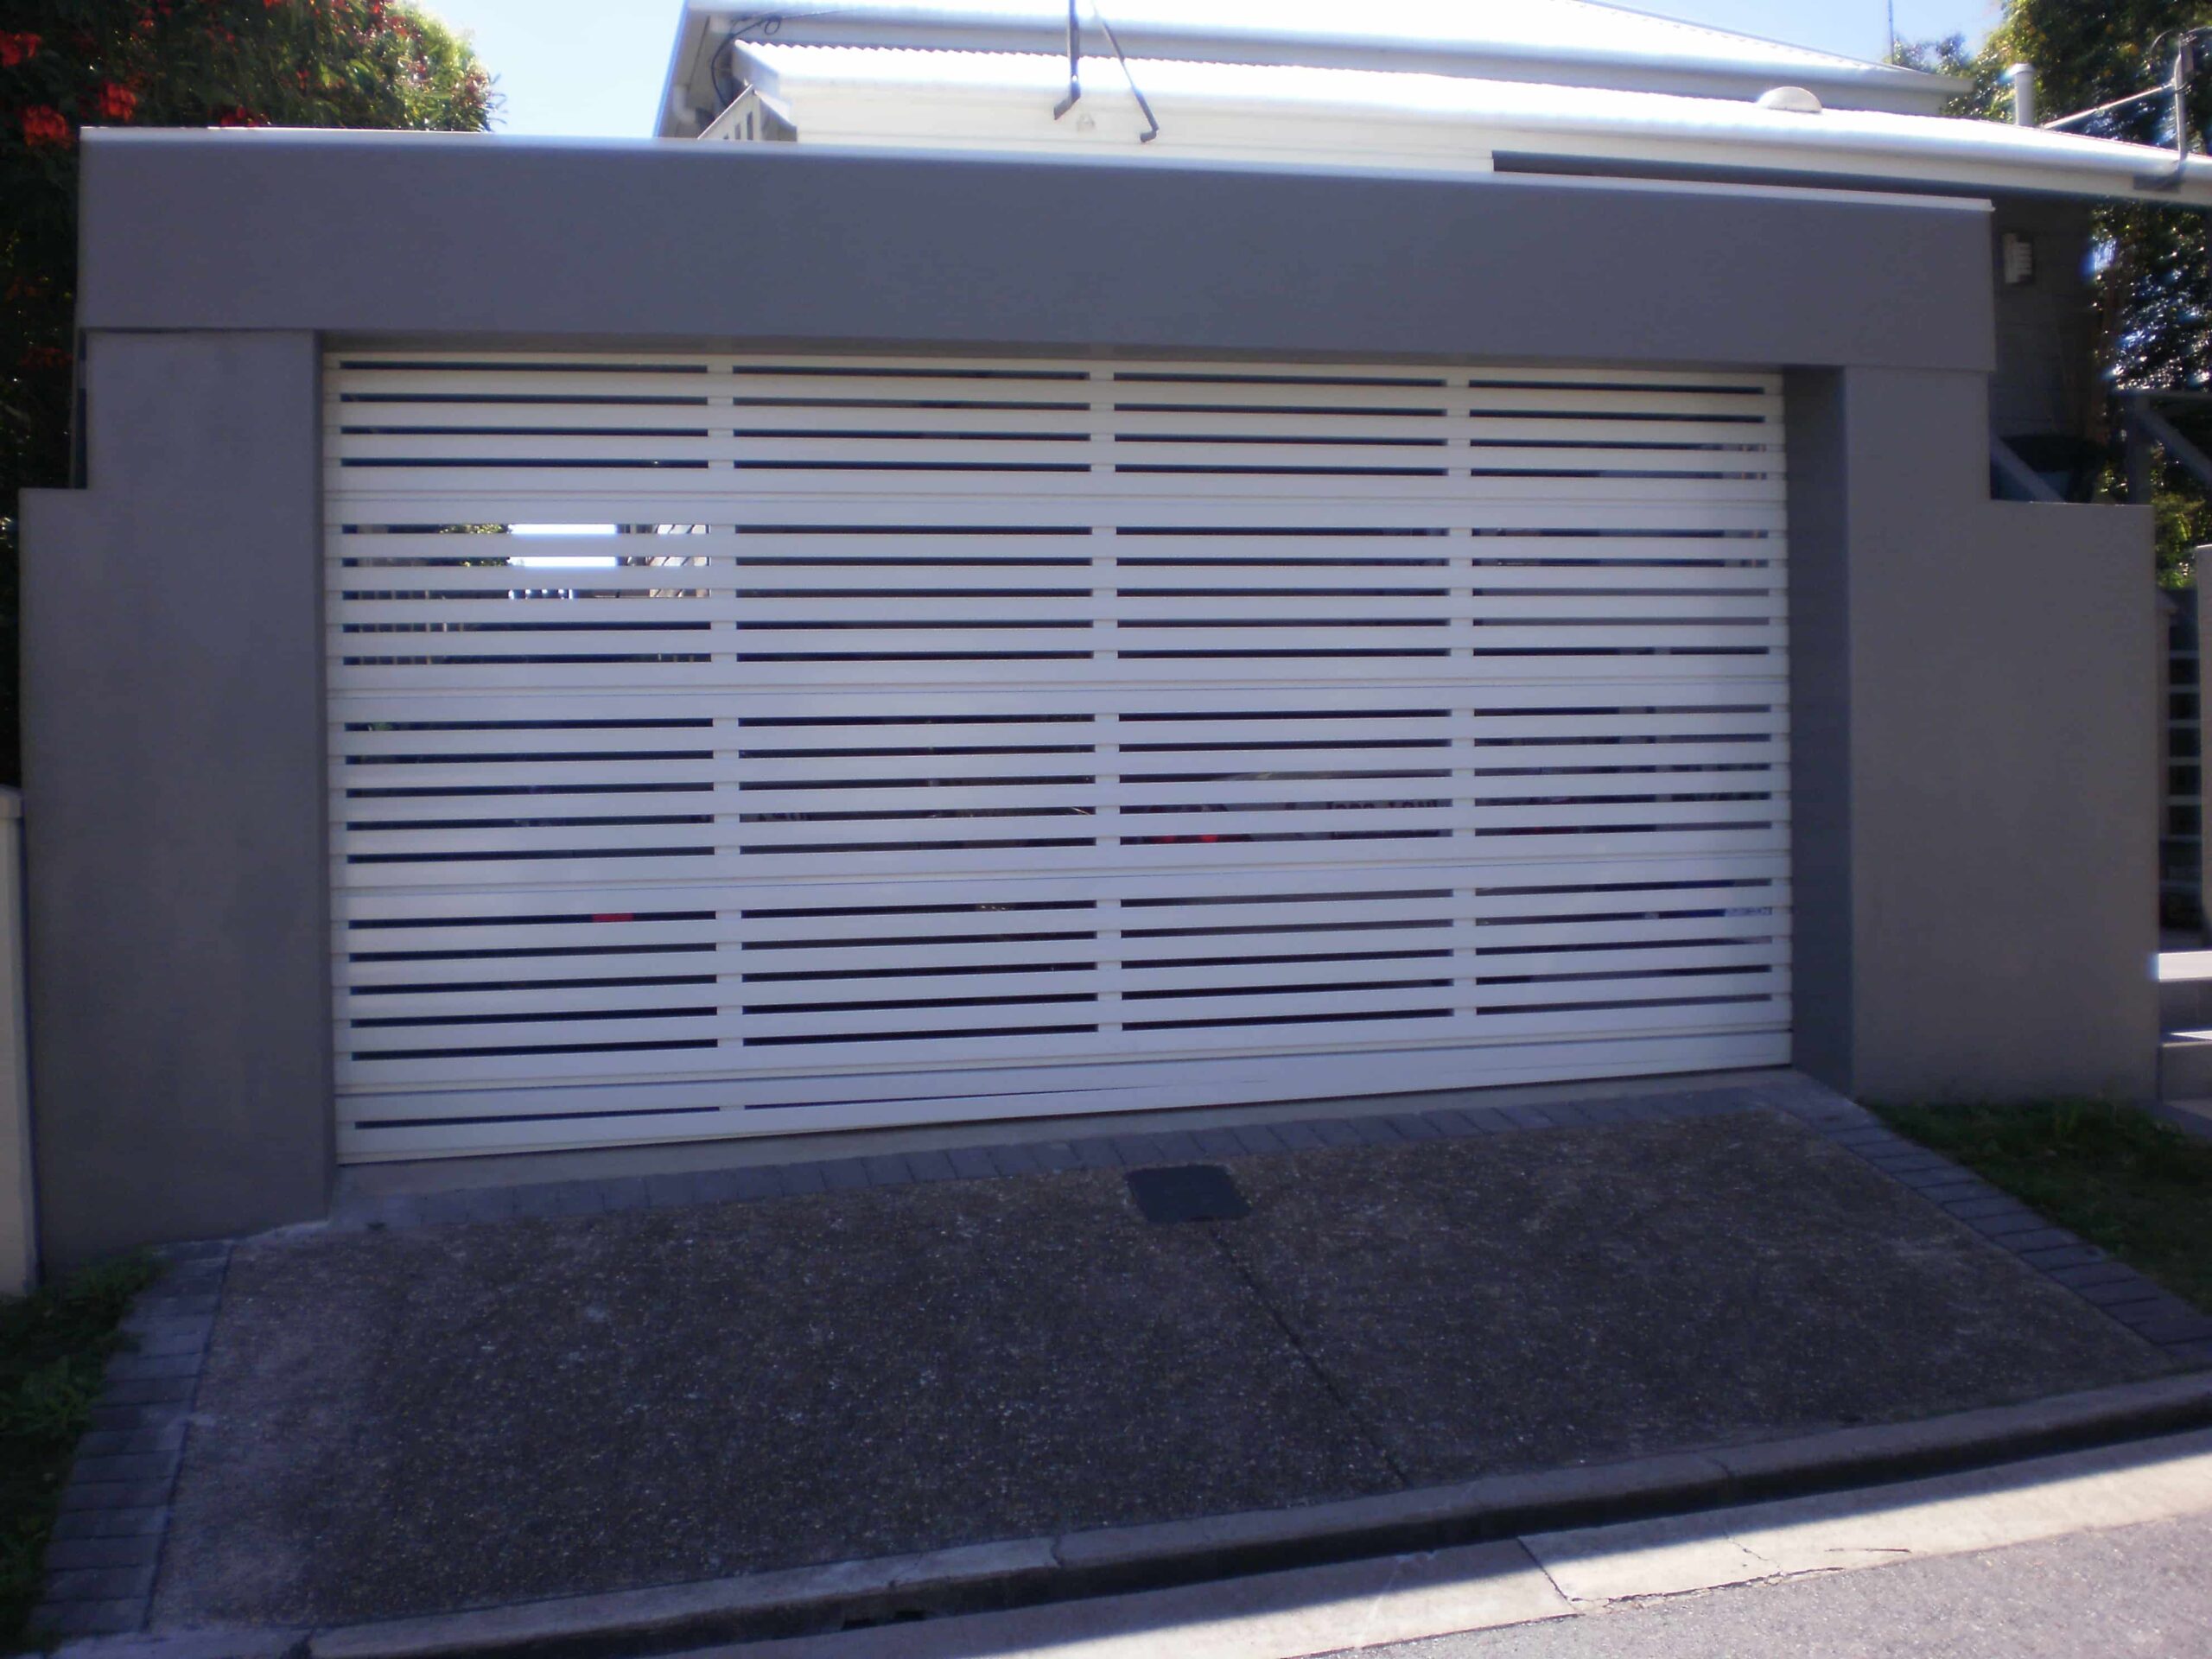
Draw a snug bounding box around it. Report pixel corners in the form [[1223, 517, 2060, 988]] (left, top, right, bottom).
[[2003, 232, 2037, 287]]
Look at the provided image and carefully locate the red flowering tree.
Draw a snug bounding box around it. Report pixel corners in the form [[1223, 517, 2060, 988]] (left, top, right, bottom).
[[0, 0, 494, 783]]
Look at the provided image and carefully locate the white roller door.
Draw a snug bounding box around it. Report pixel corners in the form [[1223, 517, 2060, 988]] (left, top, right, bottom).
[[326, 351, 1791, 1160]]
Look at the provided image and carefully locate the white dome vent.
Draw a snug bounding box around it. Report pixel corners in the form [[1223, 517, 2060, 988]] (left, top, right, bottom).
[[1757, 86, 1824, 114]]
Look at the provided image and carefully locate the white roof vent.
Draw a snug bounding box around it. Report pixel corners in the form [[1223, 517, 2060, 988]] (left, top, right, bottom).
[[1757, 86, 1824, 114]]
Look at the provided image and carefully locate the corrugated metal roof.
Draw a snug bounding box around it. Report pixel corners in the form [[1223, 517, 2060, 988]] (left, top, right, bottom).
[[659, 0, 1958, 134], [728, 42, 2212, 207]]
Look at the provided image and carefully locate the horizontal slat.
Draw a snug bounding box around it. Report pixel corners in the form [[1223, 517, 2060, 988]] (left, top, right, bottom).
[[334, 885, 1789, 950], [330, 591, 1784, 626], [733, 929, 1466, 976], [328, 655, 1788, 695], [332, 494, 1785, 533], [333, 534, 1782, 571], [332, 823, 1792, 890], [334, 766, 1788, 824], [333, 740, 1783, 793], [345, 948, 724, 988], [1470, 966, 1784, 1009], [346, 979, 732, 1020], [330, 853, 1791, 922], [1463, 937, 1788, 979], [331, 370, 730, 401], [332, 622, 1784, 661], [334, 564, 1100, 596], [338, 981, 1447, 1053], [332, 430, 1783, 477], [329, 462, 1787, 505], [331, 702, 1787, 748], [330, 1030, 1794, 1158], [334, 994, 1789, 1088], [347, 944, 1681, 1022], [340, 402, 1770, 443], [1106, 566, 1783, 592], [330, 349, 1774, 385], [337, 792, 1783, 856], [333, 919, 1789, 998]]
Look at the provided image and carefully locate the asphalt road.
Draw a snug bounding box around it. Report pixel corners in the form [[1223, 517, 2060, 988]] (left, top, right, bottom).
[[1357, 1508, 2212, 1659]]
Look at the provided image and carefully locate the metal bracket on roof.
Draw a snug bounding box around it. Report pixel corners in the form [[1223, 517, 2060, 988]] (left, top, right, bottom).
[[1052, 0, 1082, 119], [1094, 3, 1160, 142], [2047, 25, 2210, 180], [1048, 0, 1160, 143]]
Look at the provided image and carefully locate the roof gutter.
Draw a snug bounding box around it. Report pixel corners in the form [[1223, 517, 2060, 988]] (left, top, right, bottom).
[[1492, 149, 2212, 210], [723, 44, 2212, 211]]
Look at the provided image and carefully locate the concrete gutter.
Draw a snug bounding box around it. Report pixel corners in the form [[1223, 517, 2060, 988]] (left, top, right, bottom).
[[76, 1370, 2212, 1659]]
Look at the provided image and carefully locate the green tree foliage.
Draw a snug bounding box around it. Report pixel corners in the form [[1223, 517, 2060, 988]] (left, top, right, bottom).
[[0, 0, 493, 784], [1891, 33, 1983, 98], [1901, 4, 2212, 580]]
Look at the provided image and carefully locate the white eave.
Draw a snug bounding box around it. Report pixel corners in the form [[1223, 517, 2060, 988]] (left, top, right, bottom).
[[722, 43, 2212, 209], [658, 0, 1962, 135]]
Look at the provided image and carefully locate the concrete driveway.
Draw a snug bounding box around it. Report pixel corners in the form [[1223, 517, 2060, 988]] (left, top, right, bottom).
[[136, 1083, 2177, 1632]]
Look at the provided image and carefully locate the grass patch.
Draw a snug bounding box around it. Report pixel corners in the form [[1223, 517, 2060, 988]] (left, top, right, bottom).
[[1872, 1100, 2212, 1314], [1, 1255, 161, 1648]]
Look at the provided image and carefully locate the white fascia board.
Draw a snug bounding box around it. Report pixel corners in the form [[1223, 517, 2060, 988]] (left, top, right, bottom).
[[658, 3, 732, 137], [739, 46, 2212, 208]]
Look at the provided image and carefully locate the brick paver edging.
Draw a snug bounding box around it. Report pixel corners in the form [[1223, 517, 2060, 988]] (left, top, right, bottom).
[[1803, 1109, 2212, 1370], [29, 1241, 232, 1641], [39, 1075, 2212, 1639]]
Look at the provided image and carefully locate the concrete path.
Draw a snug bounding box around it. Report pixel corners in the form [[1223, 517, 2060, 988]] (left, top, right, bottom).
[[1521, 1423, 2212, 1603], [123, 1078, 2183, 1638], [1392, 1441, 2212, 1658], [682, 1428, 2212, 1659]]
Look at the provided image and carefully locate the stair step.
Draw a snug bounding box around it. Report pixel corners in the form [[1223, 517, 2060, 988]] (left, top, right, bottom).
[[2161, 1033, 2212, 1101], [2162, 977, 2212, 1029]]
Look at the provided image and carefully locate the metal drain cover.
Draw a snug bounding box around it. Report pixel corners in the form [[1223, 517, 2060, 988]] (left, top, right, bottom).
[[1126, 1163, 1250, 1224]]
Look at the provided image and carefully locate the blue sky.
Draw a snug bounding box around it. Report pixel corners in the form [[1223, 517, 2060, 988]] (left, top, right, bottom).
[[423, 1, 2004, 138]]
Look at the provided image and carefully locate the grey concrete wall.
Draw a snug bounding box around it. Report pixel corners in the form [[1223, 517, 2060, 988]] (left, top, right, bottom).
[[22, 333, 330, 1270], [19, 133, 2152, 1260], [76, 130, 1993, 373], [1783, 372, 1856, 1090], [1789, 365, 2158, 1103]]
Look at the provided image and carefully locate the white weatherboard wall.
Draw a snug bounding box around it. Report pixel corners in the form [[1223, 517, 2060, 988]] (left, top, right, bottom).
[[325, 353, 1792, 1159]]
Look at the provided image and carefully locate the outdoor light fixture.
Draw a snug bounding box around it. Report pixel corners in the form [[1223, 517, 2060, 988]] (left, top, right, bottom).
[[2003, 232, 2037, 286]]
